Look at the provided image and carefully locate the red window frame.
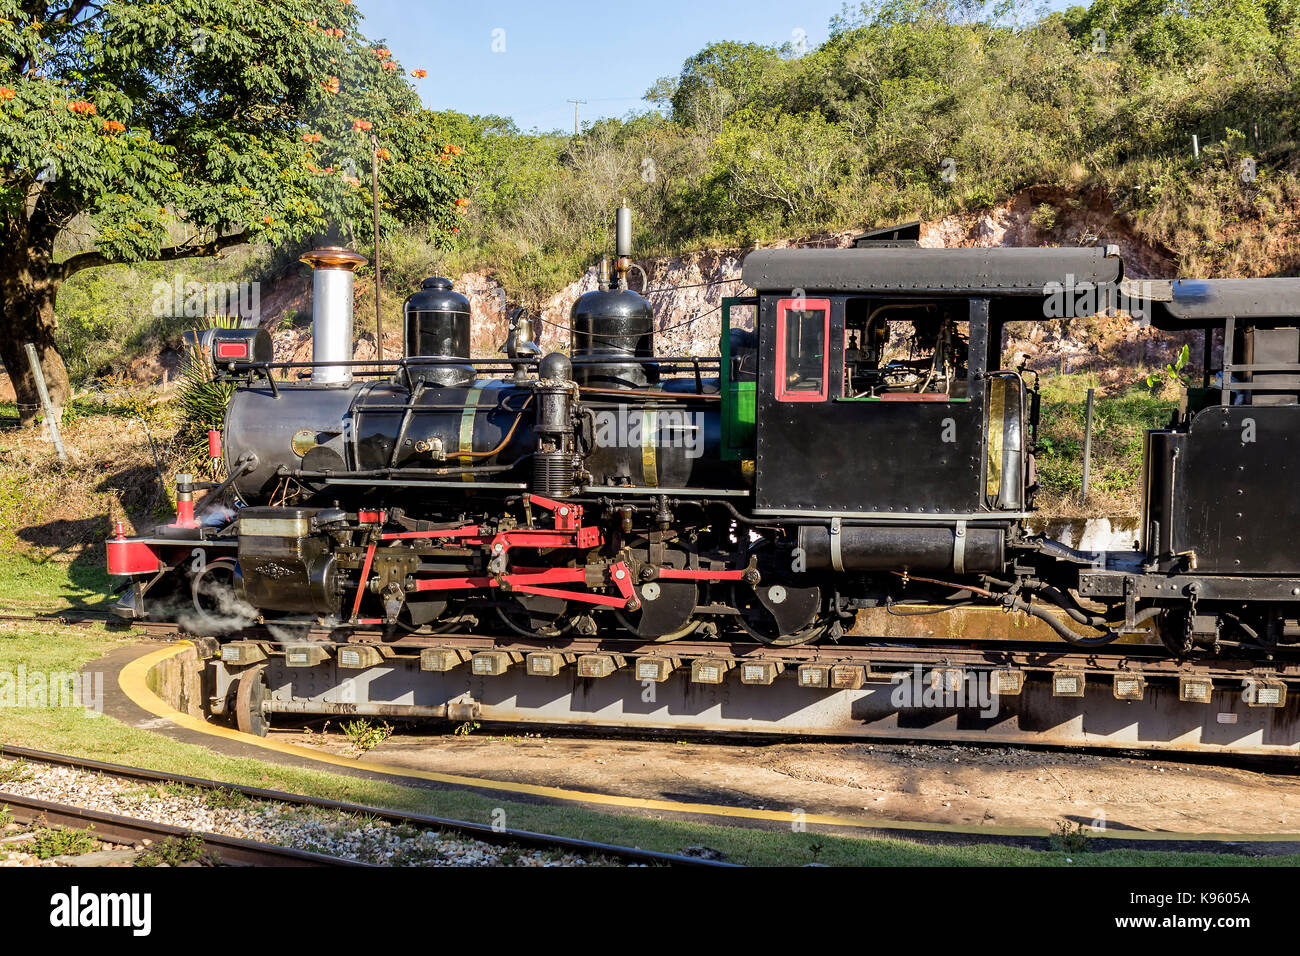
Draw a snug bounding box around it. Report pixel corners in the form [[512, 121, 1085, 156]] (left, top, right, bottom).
[[774, 297, 831, 402]]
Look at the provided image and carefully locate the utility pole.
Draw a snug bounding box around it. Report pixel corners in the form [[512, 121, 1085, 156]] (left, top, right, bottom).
[[566, 98, 586, 136], [24, 343, 66, 462], [371, 133, 383, 365]]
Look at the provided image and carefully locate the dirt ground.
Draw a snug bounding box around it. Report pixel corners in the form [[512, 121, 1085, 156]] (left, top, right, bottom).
[[280, 727, 1300, 838]]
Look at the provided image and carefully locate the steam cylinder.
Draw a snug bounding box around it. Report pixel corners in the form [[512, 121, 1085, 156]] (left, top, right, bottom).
[[403, 277, 475, 387], [570, 287, 658, 388]]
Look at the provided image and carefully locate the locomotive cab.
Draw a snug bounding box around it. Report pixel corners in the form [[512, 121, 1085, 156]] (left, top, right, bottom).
[[730, 245, 1129, 575]]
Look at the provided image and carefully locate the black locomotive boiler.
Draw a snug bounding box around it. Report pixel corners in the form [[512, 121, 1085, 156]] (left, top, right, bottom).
[[106, 213, 1300, 745]]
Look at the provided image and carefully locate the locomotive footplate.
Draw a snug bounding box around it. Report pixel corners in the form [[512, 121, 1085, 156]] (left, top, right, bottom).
[[1078, 570, 1300, 603]]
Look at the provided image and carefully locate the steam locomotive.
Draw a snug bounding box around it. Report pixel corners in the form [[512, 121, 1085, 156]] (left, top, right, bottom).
[[109, 213, 1300, 666]]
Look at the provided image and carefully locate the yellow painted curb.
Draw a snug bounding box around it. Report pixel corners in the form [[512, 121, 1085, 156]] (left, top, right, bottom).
[[118, 641, 1300, 843]]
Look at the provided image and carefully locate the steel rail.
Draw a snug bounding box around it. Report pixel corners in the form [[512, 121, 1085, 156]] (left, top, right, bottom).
[[0, 791, 368, 867], [0, 746, 738, 868]]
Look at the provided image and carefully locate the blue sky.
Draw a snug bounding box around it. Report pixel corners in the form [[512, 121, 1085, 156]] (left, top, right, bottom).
[[355, 1, 1077, 133]]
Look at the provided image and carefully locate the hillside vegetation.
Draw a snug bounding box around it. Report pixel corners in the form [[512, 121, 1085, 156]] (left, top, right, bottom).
[[44, 0, 1300, 384]]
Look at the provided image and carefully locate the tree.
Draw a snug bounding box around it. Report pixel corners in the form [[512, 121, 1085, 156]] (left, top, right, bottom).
[[0, 0, 468, 423], [653, 41, 784, 135]]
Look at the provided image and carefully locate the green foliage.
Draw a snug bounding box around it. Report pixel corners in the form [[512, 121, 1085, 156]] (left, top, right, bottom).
[[174, 317, 237, 469], [0, 759, 32, 785], [340, 718, 393, 755], [204, 787, 250, 810], [135, 833, 208, 866], [0, 1, 471, 273], [1035, 374, 1178, 509], [1146, 343, 1191, 389], [33, 0, 1300, 381], [30, 825, 99, 859], [1049, 820, 1092, 854]]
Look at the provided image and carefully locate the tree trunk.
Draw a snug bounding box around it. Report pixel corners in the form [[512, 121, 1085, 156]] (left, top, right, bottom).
[[0, 247, 69, 426]]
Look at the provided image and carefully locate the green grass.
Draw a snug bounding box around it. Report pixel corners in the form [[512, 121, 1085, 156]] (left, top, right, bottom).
[[1034, 373, 1178, 515], [0, 609, 1292, 866], [29, 826, 100, 860], [0, 552, 114, 614]]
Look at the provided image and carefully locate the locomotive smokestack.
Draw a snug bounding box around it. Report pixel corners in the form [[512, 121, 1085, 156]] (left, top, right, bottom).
[[301, 247, 367, 385]]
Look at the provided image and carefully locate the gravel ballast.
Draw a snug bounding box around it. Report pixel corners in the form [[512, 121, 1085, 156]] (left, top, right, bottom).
[[0, 757, 616, 867]]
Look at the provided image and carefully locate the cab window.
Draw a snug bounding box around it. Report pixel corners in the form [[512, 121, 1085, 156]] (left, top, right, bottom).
[[776, 297, 830, 401]]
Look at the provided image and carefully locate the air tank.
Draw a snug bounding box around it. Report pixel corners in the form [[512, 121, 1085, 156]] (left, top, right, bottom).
[[403, 277, 475, 387]]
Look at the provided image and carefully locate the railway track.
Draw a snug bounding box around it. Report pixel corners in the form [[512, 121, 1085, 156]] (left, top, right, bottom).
[[0, 746, 736, 867], [17, 607, 1300, 756], [0, 791, 366, 866]]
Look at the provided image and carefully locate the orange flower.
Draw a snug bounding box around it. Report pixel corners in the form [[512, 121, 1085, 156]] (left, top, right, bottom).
[[381, 60, 398, 71], [351, 119, 372, 131], [262, 215, 273, 225], [0, 87, 15, 101], [321, 76, 340, 94], [410, 69, 427, 79], [451, 226, 459, 234], [455, 198, 469, 206], [444, 143, 463, 155], [375, 147, 391, 160], [374, 47, 390, 58], [68, 100, 96, 115], [101, 119, 125, 133], [301, 131, 323, 143]]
